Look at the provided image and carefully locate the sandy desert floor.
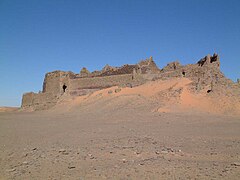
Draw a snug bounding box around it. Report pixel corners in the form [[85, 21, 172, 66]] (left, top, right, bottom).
[[0, 103, 240, 179], [1, 79, 240, 179]]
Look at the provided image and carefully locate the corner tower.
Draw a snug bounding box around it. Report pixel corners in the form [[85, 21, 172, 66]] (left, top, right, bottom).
[[42, 71, 75, 94]]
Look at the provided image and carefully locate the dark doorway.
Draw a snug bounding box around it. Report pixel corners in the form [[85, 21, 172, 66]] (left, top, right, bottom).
[[207, 89, 212, 93], [63, 84, 67, 92], [182, 71, 186, 77]]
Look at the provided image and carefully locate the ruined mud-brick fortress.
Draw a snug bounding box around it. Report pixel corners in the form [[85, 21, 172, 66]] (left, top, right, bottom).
[[21, 54, 239, 110]]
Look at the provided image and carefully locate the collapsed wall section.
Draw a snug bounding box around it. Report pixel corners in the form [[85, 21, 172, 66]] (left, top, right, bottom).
[[155, 53, 235, 93], [137, 56, 160, 73]]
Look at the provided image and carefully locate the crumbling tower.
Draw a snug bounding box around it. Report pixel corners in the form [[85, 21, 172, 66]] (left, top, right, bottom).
[[43, 71, 75, 94]]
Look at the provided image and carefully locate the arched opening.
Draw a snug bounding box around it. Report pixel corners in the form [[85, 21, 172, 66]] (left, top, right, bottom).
[[63, 84, 67, 93]]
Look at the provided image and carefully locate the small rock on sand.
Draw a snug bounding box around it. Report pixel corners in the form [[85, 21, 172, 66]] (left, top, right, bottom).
[[231, 162, 240, 166], [122, 159, 127, 163], [68, 166, 76, 169], [59, 149, 66, 152], [115, 88, 121, 93], [6, 168, 16, 172], [155, 151, 160, 154], [22, 161, 28, 165]]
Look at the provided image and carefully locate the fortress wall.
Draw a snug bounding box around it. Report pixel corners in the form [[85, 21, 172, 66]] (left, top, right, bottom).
[[157, 61, 230, 92], [22, 74, 146, 110], [43, 71, 74, 94], [69, 74, 143, 90], [21, 53, 236, 111], [159, 63, 217, 80], [21, 92, 35, 108], [21, 92, 59, 111], [59, 72, 71, 93], [43, 72, 61, 94]]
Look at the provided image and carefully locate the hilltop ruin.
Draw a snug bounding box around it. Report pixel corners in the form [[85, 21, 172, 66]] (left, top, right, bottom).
[[21, 54, 239, 111]]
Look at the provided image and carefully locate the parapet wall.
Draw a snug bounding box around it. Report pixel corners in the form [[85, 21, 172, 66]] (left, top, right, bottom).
[[67, 74, 147, 97], [70, 74, 144, 90]]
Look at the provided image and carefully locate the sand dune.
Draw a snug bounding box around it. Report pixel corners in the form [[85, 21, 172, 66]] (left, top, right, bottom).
[[54, 77, 240, 116]]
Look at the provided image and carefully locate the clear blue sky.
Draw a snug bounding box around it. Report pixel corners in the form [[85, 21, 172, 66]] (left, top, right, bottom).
[[0, 0, 240, 107]]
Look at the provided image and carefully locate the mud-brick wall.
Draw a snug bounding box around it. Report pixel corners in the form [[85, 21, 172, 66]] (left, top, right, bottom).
[[43, 71, 61, 94], [43, 71, 72, 94], [21, 92, 59, 110], [21, 92, 35, 108], [69, 74, 145, 90]]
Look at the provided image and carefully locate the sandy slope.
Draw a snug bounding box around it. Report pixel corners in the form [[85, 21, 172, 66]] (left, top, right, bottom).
[[0, 78, 240, 179], [55, 77, 240, 116]]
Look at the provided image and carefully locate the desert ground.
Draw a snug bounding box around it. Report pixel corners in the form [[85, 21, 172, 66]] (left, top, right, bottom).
[[1, 79, 240, 179]]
